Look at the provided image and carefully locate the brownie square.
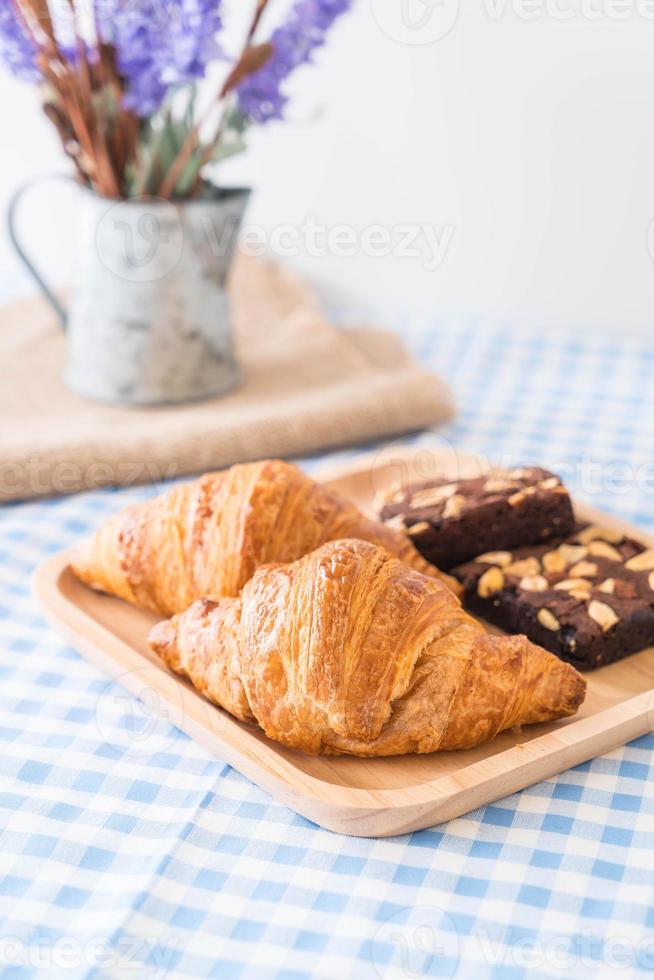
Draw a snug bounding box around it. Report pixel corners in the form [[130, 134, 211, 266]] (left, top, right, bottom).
[[377, 467, 574, 570], [453, 524, 654, 670]]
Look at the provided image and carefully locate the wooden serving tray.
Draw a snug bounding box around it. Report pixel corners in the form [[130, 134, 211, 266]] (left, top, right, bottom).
[[34, 449, 654, 837]]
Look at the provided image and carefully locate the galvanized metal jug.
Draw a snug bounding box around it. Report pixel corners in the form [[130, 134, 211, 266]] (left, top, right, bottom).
[[8, 179, 249, 406]]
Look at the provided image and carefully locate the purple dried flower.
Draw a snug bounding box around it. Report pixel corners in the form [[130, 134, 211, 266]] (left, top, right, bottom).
[[0, 3, 40, 81], [98, 0, 225, 116], [236, 0, 351, 124]]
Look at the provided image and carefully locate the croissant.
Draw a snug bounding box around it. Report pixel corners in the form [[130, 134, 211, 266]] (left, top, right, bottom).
[[150, 538, 586, 756], [72, 459, 459, 617]]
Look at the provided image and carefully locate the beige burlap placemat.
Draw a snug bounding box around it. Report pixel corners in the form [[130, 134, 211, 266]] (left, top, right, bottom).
[[0, 253, 454, 501]]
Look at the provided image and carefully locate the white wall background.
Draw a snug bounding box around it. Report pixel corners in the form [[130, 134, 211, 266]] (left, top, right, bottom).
[[3, 0, 654, 333]]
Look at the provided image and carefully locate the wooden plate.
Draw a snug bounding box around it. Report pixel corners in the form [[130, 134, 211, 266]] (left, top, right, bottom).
[[33, 448, 654, 838]]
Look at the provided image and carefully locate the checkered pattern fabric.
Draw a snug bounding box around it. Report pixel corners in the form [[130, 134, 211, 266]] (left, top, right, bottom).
[[2, 320, 654, 980]]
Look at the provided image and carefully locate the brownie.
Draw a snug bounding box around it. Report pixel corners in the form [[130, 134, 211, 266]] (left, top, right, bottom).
[[453, 524, 654, 670], [377, 467, 574, 570]]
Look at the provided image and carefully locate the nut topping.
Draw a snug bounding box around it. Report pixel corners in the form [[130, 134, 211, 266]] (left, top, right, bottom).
[[477, 567, 505, 597], [508, 485, 538, 505], [442, 493, 465, 519], [625, 549, 654, 572], [569, 588, 593, 600], [383, 514, 406, 530], [558, 544, 588, 566], [598, 578, 616, 594], [483, 478, 513, 493], [537, 609, 560, 631], [588, 600, 619, 632], [649, 571, 654, 591], [554, 578, 592, 593], [569, 560, 598, 578], [577, 524, 623, 545], [475, 550, 513, 567], [520, 575, 548, 592], [588, 540, 623, 561], [505, 557, 541, 577], [539, 477, 560, 490], [406, 521, 431, 535], [377, 484, 406, 506], [409, 484, 458, 508], [542, 550, 567, 573]]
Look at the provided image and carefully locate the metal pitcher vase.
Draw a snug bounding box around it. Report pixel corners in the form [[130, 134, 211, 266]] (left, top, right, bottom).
[[8, 179, 249, 406]]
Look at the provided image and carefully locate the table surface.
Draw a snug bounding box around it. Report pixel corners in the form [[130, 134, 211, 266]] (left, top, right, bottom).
[[2, 317, 654, 980]]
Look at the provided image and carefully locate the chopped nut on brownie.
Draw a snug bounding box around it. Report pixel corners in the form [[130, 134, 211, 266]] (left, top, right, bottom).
[[452, 525, 654, 670], [377, 467, 574, 570]]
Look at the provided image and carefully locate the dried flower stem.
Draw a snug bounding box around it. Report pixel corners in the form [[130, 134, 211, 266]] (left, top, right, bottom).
[[157, 0, 272, 199], [14, 0, 139, 196], [2, 0, 351, 200]]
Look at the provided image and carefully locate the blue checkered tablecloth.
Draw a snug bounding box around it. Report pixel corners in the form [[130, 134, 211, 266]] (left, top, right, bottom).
[[2, 319, 654, 980]]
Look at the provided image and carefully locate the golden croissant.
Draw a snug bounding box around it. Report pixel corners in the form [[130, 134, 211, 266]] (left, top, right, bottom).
[[72, 459, 459, 617], [150, 539, 586, 757]]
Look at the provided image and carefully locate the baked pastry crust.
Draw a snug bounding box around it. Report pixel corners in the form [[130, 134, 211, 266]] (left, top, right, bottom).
[[150, 538, 586, 756], [71, 459, 459, 616]]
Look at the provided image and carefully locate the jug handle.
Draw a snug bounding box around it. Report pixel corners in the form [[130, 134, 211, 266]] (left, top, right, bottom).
[[6, 173, 76, 330]]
